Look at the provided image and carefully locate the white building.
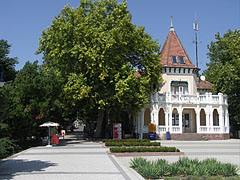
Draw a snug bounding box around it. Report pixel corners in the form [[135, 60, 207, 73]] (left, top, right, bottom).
[[136, 23, 229, 140]]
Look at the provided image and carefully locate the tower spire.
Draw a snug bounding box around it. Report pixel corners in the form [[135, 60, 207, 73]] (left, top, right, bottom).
[[193, 13, 199, 67], [170, 16, 174, 31]]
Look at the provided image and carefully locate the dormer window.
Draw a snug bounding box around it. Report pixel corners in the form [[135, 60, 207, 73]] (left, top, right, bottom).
[[179, 56, 185, 64], [172, 56, 177, 64]]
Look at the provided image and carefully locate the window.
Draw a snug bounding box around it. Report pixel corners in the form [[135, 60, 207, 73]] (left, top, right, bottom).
[[179, 56, 185, 64], [144, 108, 150, 126], [171, 81, 188, 95], [172, 114, 179, 126], [213, 109, 219, 126], [172, 56, 177, 64], [182, 114, 189, 127]]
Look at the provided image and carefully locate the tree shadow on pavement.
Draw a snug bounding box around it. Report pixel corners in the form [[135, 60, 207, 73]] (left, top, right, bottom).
[[0, 159, 57, 180]]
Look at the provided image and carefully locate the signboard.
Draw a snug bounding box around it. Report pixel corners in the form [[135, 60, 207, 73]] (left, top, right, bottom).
[[113, 123, 122, 139]]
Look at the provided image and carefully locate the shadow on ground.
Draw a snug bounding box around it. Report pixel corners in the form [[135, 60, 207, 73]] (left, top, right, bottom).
[[0, 159, 57, 180]]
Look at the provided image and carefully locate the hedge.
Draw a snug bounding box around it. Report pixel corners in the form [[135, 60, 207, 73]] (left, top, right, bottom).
[[110, 146, 180, 153], [102, 139, 150, 143], [105, 141, 160, 146]]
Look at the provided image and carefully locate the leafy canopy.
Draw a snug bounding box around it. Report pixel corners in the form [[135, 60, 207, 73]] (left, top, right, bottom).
[[0, 39, 18, 81], [204, 29, 240, 124], [36, 0, 162, 113]]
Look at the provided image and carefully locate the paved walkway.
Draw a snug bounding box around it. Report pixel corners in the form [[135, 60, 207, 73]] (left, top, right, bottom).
[[0, 134, 141, 180], [1, 136, 239, 180]]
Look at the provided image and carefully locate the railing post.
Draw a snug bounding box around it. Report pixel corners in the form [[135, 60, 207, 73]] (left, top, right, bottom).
[[218, 93, 223, 104]]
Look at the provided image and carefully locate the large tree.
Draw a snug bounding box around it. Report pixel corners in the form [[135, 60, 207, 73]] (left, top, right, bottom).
[[0, 39, 18, 81], [0, 61, 68, 142], [36, 0, 162, 137], [204, 29, 240, 133]]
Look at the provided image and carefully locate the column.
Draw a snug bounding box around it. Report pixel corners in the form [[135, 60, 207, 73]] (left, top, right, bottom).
[[206, 110, 210, 133], [209, 109, 213, 133], [196, 109, 200, 133], [179, 110, 183, 133], [219, 107, 224, 133], [169, 106, 172, 133], [140, 109, 144, 139], [225, 108, 230, 133], [165, 111, 169, 132]]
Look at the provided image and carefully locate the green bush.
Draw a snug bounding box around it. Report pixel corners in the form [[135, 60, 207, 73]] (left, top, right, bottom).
[[102, 139, 149, 143], [105, 141, 160, 146], [0, 137, 18, 159], [130, 157, 240, 179], [110, 146, 180, 153]]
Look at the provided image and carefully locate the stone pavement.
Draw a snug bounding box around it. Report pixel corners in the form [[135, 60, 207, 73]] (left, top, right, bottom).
[[0, 134, 142, 180], [0, 135, 239, 180]]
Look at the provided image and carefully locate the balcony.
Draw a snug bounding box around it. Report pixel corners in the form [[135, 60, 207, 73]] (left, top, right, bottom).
[[151, 92, 228, 106]]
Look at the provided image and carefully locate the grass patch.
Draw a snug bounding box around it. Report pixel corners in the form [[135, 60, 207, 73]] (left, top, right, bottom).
[[130, 157, 240, 179]]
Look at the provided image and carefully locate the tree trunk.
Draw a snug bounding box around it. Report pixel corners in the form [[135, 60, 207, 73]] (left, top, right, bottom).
[[95, 110, 104, 138]]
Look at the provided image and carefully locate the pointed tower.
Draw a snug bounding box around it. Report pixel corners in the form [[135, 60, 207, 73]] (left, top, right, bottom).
[[160, 17, 199, 95], [161, 18, 197, 68]]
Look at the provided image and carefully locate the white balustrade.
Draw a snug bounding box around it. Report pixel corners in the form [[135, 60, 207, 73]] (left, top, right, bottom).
[[172, 126, 180, 133], [199, 126, 208, 132], [159, 126, 166, 133], [153, 93, 228, 106], [213, 127, 221, 132]]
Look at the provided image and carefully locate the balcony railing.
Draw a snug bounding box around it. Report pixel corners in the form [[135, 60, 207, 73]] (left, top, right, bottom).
[[152, 92, 228, 105]]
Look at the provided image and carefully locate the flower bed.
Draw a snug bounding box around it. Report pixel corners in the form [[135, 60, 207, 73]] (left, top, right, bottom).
[[105, 141, 160, 147], [130, 157, 240, 179], [110, 146, 179, 153]]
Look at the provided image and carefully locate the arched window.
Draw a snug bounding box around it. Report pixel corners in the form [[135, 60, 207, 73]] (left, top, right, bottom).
[[159, 108, 165, 125], [200, 109, 206, 126], [144, 108, 150, 126], [213, 109, 219, 126], [172, 108, 179, 126]]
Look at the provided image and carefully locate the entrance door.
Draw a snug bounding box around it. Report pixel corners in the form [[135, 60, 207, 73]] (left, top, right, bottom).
[[182, 114, 189, 133]]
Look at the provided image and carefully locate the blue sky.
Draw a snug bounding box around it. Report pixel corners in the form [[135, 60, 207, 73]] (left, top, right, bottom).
[[0, 0, 239, 73]]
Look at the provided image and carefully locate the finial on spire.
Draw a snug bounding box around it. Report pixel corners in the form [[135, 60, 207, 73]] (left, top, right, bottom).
[[193, 12, 198, 31], [170, 16, 174, 31]]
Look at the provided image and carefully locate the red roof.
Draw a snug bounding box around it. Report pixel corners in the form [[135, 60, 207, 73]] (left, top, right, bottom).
[[197, 78, 213, 89], [161, 28, 196, 68]]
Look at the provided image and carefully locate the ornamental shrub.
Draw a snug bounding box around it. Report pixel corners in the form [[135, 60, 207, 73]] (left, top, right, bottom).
[[102, 139, 149, 143], [105, 141, 160, 146], [0, 137, 18, 159], [110, 146, 179, 153], [130, 157, 240, 179]]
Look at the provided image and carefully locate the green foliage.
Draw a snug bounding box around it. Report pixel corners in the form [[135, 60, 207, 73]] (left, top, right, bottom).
[[36, 0, 162, 136], [110, 146, 179, 153], [0, 61, 67, 142], [0, 39, 18, 81], [0, 137, 18, 159], [130, 157, 240, 179], [102, 138, 150, 142], [204, 29, 240, 126], [105, 141, 160, 146]]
